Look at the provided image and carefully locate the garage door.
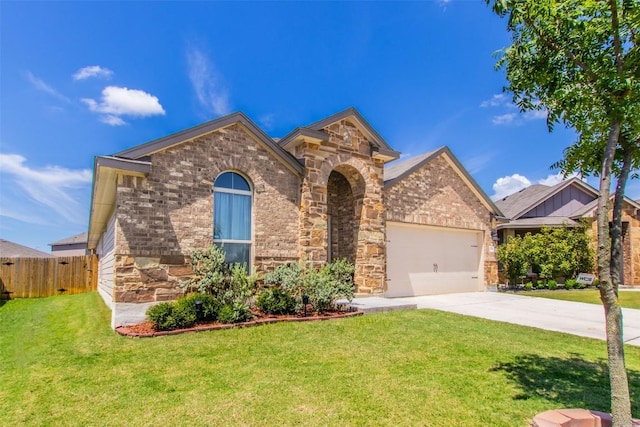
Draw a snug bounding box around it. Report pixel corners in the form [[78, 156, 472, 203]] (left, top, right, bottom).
[[386, 222, 483, 297]]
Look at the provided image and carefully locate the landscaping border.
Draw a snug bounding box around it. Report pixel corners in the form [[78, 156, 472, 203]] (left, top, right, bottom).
[[116, 310, 364, 338]]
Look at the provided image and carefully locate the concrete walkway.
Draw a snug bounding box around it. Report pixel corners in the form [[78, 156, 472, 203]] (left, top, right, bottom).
[[347, 292, 640, 347]]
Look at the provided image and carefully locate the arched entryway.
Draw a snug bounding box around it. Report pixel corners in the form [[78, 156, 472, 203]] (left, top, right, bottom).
[[327, 167, 365, 263]]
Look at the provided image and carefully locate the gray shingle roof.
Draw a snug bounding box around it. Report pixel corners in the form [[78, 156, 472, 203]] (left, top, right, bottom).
[[0, 239, 53, 258], [49, 232, 88, 247], [383, 149, 440, 183], [494, 184, 556, 219]]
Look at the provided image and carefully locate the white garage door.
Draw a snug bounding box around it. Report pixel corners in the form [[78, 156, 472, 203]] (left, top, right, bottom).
[[386, 222, 483, 297]]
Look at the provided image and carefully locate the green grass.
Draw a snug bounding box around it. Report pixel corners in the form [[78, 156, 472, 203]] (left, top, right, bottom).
[[523, 289, 640, 309], [2, 293, 640, 426]]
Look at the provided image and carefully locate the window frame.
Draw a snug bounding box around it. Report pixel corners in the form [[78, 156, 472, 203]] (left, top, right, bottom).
[[213, 171, 253, 268]]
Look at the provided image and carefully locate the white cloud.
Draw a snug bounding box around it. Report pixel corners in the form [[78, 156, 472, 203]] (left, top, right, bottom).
[[100, 115, 127, 126], [491, 174, 532, 200], [82, 86, 165, 125], [481, 93, 547, 125], [492, 113, 517, 125], [463, 152, 495, 174], [480, 93, 510, 108], [26, 71, 70, 102], [491, 171, 583, 200], [258, 113, 275, 130], [73, 65, 113, 80], [187, 46, 231, 118], [523, 109, 547, 121], [0, 153, 92, 224]]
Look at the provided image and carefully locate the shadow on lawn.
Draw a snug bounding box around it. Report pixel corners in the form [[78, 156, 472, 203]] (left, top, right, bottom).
[[491, 353, 640, 414]]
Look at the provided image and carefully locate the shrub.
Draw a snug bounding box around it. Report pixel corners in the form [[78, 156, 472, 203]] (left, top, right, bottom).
[[497, 236, 530, 286], [181, 293, 221, 321], [592, 279, 600, 288], [524, 282, 533, 291], [263, 259, 355, 313], [146, 300, 197, 331], [180, 245, 257, 308], [218, 302, 253, 324], [547, 279, 558, 290], [575, 281, 587, 289], [147, 303, 177, 331], [564, 279, 576, 290], [172, 298, 198, 327], [217, 305, 235, 324], [256, 288, 297, 315]]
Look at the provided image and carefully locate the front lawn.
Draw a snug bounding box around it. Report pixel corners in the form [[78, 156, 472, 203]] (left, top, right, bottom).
[[2, 293, 640, 426], [524, 289, 640, 309]]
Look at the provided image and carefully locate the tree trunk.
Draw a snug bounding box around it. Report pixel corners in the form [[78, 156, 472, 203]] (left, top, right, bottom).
[[598, 121, 632, 427], [611, 142, 632, 290]]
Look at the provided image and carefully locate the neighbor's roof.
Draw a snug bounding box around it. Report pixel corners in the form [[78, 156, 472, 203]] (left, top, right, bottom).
[[496, 217, 579, 230], [49, 232, 88, 247], [0, 239, 53, 258], [494, 177, 598, 220], [383, 146, 504, 216]]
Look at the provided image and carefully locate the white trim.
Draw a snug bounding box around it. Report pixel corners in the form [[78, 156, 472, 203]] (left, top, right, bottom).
[[214, 239, 252, 245]]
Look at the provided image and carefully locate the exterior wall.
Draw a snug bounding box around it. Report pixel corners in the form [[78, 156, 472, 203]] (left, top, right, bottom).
[[522, 186, 594, 218], [587, 205, 640, 285], [97, 212, 116, 309], [51, 244, 87, 257], [113, 123, 301, 303], [296, 119, 386, 293], [384, 155, 498, 285]]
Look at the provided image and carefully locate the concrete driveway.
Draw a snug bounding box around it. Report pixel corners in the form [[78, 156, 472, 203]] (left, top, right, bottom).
[[348, 292, 640, 347]]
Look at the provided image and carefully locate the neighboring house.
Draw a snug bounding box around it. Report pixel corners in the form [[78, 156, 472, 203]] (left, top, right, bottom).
[[495, 177, 640, 285], [49, 232, 88, 257], [88, 108, 503, 327], [0, 239, 53, 258]]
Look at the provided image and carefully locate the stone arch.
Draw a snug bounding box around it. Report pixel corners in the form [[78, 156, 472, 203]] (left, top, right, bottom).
[[318, 154, 376, 196]]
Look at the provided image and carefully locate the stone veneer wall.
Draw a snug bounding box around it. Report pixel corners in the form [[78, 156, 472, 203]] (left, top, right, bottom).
[[295, 119, 386, 293], [113, 124, 301, 303], [588, 205, 640, 285], [384, 155, 499, 285]]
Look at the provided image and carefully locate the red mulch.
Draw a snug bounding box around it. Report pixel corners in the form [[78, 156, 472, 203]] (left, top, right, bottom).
[[116, 308, 362, 338]]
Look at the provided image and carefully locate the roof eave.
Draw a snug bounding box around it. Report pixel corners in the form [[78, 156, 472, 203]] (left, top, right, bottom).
[[87, 156, 151, 250]]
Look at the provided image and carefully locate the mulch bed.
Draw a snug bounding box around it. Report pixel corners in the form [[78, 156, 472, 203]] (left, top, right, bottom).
[[116, 308, 363, 338]]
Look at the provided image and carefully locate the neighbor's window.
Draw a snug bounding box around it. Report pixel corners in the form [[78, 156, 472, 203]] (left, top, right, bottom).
[[213, 171, 252, 267]]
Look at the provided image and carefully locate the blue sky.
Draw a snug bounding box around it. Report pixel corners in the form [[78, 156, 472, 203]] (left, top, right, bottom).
[[2, 1, 638, 252]]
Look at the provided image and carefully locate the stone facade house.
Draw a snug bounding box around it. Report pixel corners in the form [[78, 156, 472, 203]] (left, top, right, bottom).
[[88, 108, 503, 327], [495, 178, 640, 285]]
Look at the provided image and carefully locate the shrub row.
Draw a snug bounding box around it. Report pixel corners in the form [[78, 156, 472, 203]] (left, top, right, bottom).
[[147, 246, 356, 330]]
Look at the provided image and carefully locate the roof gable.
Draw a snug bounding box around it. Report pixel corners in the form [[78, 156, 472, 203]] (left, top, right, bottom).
[[298, 107, 400, 161], [115, 112, 304, 175], [495, 178, 598, 220], [384, 146, 503, 216], [49, 232, 88, 247]]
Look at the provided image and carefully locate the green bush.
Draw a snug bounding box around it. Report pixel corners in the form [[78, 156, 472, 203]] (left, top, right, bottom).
[[547, 279, 558, 290], [180, 245, 257, 309], [147, 303, 177, 331], [592, 279, 600, 288], [256, 288, 297, 315], [524, 282, 533, 291], [218, 302, 253, 324], [172, 298, 198, 327], [181, 293, 221, 321], [146, 300, 196, 331], [263, 259, 355, 313], [564, 279, 576, 290]]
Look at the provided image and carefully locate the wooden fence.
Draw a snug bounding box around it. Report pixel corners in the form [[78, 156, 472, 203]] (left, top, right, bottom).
[[0, 255, 98, 299]]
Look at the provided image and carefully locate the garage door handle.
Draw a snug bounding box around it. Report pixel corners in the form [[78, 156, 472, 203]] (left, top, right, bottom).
[[433, 263, 438, 272], [471, 276, 478, 279]]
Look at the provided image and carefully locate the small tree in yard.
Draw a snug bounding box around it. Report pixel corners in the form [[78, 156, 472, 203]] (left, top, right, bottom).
[[486, 1, 639, 424], [497, 235, 530, 285]]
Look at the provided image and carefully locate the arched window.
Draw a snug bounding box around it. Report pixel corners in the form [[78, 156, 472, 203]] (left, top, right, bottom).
[[213, 171, 252, 267]]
